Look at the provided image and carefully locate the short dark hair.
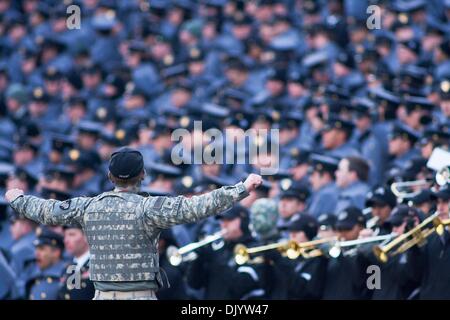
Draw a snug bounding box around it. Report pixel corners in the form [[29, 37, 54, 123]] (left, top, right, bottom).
[[109, 170, 143, 188], [346, 156, 369, 182]]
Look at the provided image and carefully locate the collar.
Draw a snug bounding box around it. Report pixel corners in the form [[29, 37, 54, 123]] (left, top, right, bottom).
[[41, 260, 66, 277], [339, 181, 366, 193], [358, 129, 371, 142], [319, 181, 335, 192], [113, 185, 141, 193], [16, 231, 36, 245], [74, 251, 90, 270]]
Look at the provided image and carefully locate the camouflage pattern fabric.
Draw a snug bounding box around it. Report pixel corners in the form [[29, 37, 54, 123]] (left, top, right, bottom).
[[249, 198, 279, 240]]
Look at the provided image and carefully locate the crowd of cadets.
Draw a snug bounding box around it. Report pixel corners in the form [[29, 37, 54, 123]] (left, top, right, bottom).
[[0, 0, 450, 299]]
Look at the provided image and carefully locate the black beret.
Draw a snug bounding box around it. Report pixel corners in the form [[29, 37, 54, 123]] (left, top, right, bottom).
[[109, 147, 144, 179]]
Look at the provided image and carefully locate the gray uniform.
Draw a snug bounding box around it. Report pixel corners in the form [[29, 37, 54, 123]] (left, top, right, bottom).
[[308, 183, 339, 218], [0, 249, 16, 299], [335, 181, 370, 213], [10, 183, 249, 296]]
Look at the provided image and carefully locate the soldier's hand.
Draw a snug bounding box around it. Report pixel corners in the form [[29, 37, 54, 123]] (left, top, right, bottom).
[[5, 188, 24, 203], [243, 174, 263, 192]]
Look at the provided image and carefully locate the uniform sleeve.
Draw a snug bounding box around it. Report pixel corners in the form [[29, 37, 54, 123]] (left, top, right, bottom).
[[289, 258, 328, 300], [9, 195, 89, 226], [0, 251, 16, 300], [407, 242, 427, 281], [142, 182, 249, 229], [230, 265, 262, 300]]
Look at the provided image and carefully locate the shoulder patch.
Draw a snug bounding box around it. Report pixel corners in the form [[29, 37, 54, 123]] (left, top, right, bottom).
[[59, 200, 71, 210], [152, 197, 164, 210]]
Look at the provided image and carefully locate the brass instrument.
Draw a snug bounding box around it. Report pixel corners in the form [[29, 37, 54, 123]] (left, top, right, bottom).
[[435, 166, 450, 186], [234, 240, 296, 265], [327, 233, 397, 258], [234, 237, 337, 265], [390, 179, 431, 198], [390, 166, 449, 199], [373, 212, 444, 263], [433, 217, 450, 236], [234, 234, 396, 263], [167, 230, 225, 266], [284, 234, 396, 259], [282, 237, 337, 260]]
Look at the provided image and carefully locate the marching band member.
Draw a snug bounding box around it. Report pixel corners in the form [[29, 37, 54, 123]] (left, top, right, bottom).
[[408, 184, 450, 299], [322, 207, 369, 299]]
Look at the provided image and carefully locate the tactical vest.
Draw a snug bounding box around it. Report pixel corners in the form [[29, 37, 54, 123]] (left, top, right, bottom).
[[83, 192, 161, 283]]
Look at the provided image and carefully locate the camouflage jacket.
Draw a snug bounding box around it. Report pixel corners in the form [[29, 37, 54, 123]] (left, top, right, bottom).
[[10, 182, 249, 283]]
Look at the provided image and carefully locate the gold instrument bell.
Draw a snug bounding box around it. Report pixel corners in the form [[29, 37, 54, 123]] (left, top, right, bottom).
[[234, 240, 297, 265], [373, 212, 446, 263]]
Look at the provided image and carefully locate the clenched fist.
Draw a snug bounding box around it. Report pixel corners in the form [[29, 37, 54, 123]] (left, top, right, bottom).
[[243, 174, 263, 192], [5, 188, 24, 203]]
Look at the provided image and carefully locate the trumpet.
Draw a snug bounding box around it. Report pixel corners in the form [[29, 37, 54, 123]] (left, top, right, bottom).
[[373, 212, 444, 263], [167, 230, 225, 266]]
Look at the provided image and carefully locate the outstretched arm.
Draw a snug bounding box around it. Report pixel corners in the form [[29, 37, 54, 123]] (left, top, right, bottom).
[[6, 189, 89, 226], [142, 174, 263, 229]]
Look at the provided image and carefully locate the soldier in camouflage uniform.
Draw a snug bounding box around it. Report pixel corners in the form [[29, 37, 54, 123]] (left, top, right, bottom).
[[249, 198, 280, 243], [6, 147, 262, 300], [247, 198, 290, 299]]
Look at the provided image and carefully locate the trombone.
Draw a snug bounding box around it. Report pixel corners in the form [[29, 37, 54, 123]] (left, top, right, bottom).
[[327, 233, 397, 258], [234, 237, 335, 265], [233, 234, 395, 264], [373, 212, 444, 263], [234, 240, 296, 265], [390, 179, 431, 198], [167, 230, 225, 266], [435, 166, 450, 186], [284, 234, 396, 259], [390, 165, 449, 199], [282, 237, 337, 260]]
